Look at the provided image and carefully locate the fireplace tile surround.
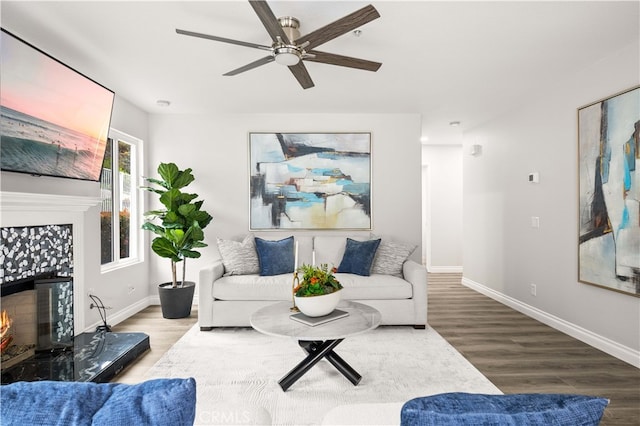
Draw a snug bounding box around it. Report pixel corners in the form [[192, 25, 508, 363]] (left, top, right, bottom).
[[1, 224, 73, 287]]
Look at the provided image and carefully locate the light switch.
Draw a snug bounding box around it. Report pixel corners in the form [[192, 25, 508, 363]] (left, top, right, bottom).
[[531, 216, 540, 228], [528, 172, 539, 183]]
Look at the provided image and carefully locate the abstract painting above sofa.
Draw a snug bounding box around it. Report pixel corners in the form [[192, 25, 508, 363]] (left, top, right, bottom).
[[249, 132, 371, 230]]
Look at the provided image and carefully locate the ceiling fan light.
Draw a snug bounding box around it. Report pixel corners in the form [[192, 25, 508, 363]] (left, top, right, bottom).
[[274, 47, 301, 66]]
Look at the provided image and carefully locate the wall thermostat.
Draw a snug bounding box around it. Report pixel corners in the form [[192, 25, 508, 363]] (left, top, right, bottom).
[[528, 172, 539, 183]]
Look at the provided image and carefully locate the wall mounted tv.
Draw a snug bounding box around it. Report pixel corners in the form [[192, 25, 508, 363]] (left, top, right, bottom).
[[0, 28, 115, 182]]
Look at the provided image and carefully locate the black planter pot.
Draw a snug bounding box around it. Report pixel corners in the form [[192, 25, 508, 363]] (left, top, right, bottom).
[[158, 281, 195, 319]]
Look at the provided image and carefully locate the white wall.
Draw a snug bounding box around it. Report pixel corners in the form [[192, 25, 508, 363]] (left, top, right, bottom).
[[83, 95, 150, 331], [146, 113, 423, 291], [462, 41, 640, 366], [422, 145, 463, 272]]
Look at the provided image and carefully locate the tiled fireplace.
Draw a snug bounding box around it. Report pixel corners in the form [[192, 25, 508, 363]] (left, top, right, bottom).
[[1, 224, 74, 347], [0, 192, 149, 384]]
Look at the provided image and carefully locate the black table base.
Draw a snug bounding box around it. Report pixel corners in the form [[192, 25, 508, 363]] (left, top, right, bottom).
[[278, 339, 361, 391]]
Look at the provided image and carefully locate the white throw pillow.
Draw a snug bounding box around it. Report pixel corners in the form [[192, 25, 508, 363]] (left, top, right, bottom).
[[216, 234, 260, 276], [371, 240, 417, 276]]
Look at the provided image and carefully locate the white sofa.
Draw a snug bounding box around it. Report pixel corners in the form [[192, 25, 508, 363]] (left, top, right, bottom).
[[198, 235, 427, 330]]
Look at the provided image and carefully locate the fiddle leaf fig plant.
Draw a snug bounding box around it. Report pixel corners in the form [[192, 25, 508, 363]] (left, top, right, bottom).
[[142, 163, 213, 288]]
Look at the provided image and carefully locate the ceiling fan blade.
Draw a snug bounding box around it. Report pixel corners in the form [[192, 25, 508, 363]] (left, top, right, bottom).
[[176, 29, 271, 51], [288, 62, 315, 89], [305, 51, 381, 72], [223, 55, 275, 76], [249, 0, 291, 44], [296, 4, 380, 50]]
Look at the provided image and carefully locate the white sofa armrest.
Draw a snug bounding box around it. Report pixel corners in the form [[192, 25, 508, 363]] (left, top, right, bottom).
[[198, 259, 225, 330], [403, 259, 428, 327]]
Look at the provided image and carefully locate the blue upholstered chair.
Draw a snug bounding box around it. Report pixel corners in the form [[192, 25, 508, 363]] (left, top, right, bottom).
[[401, 392, 609, 425], [1, 377, 196, 426]]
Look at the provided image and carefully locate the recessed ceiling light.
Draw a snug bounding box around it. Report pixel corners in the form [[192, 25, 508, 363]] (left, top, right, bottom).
[[156, 100, 171, 107]]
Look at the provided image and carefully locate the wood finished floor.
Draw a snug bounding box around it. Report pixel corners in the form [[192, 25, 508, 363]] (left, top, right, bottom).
[[428, 273, 639, 426], [112, 273, 639, 425], [110, 306, 198, 385]]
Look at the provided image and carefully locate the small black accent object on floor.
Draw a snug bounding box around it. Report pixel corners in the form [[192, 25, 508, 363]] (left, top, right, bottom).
[[1, 332, 149, 384]]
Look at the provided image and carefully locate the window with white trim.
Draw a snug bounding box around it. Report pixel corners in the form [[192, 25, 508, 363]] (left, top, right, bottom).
[[100, 129, 142, 267]]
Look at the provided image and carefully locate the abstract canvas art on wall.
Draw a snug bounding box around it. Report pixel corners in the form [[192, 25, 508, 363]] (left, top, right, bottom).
[[250, 133, 371, 230], [578, 86, 639, 296]]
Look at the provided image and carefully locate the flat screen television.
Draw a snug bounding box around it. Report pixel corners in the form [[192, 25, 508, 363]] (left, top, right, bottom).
[[0, 28, 114, 182]]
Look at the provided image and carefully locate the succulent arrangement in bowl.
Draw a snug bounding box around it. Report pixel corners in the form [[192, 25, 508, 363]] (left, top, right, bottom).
[[294, 264, 343, 297]]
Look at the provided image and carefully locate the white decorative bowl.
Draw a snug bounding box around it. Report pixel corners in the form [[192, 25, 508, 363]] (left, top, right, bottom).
[[294, 290, 342, 317]]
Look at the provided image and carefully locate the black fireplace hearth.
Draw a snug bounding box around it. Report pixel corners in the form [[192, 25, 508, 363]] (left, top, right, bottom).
[[1, 331, 149, 384]]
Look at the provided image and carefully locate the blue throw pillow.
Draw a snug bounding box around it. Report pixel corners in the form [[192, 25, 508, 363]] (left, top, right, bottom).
[[255, 236, 295, 276], [1, 378, 196, 426], [337, 238, 381, 276], [401, 392, 609, 426]]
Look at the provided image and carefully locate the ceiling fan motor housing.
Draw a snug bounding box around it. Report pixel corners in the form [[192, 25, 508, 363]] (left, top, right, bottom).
[[278, 16, 300, 41]]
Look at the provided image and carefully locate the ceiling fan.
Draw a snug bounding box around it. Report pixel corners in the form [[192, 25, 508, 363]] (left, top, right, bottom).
[[176, 0, 382, 89]]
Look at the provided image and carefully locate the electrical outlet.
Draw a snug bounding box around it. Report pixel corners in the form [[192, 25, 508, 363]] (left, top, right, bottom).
[[128, 286, 135, 294], [87, 287, 95, 297], [530, 283, 537, 296]]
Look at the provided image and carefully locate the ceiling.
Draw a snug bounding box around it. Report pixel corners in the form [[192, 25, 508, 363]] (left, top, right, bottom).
[[1, 1, 638, 143]]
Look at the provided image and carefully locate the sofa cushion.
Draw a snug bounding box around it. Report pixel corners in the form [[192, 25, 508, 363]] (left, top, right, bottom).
[[372, 240, 417, 277], [336, 273, 413, 300], [338, 238, 381, 276], [212, 274, 293, 301], [217, 234, 260, 276], [0, 378, 196, 426], [212, 272, 412, 301], [255, 236, 295, 276], [400, 392, 609, 426]]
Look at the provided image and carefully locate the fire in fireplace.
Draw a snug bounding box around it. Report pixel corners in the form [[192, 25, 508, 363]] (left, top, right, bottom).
[[1, 310, 13, 351], [1, 317, 36, 371]]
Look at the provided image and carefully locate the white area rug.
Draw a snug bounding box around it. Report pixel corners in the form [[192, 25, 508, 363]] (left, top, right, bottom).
[[145, 325, 501, 425]]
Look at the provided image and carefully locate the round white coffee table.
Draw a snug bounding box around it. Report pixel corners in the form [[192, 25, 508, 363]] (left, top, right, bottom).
[[250, 300, 381, 391]]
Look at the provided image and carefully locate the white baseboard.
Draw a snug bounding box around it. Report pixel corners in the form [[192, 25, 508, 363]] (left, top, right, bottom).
[[83, 293, 200, 333], [83, 296, 154, 333], [428, 266, 463, 273], [462, 276, 640, 369]]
